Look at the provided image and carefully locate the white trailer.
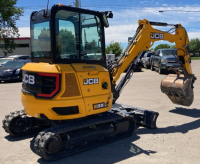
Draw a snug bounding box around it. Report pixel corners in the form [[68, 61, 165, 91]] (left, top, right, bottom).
[[106, 54, 115, 61]]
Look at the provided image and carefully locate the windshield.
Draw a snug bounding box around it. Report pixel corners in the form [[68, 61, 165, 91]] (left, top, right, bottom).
[[31, 21, 51, 58], [3, 61, 24, 67], [161, 50, 177, 56], [55, 10, 103, 61], [0, 58, 12, 64], [147, 53, 155, 57]]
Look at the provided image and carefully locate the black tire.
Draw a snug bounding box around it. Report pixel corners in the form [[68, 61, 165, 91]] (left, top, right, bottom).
[[158, 64, 164, 74], [144, 63, 147, 69], [151, 63, 155, 71], [164, 69, 168, 75]]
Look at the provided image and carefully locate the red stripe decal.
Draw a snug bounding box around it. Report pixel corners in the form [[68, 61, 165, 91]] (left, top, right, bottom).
[[37, 73, 59, 98]]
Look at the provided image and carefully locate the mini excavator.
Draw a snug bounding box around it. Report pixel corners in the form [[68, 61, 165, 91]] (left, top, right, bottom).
[[2, 4, 196, 160]]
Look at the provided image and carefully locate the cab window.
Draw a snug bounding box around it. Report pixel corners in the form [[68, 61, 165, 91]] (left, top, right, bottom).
[[55, 10, 103, 61], [80, 14, 103, 60]]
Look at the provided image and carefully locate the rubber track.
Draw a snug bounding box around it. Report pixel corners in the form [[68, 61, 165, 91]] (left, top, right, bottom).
[[34, 111, 135, 160], [2, 110, 45, 136]]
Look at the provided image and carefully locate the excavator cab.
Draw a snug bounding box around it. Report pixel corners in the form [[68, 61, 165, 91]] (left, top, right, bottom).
[[30, 5, 112, 67]]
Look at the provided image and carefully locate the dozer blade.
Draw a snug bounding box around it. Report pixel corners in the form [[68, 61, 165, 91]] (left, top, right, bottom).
[[161, 73, 195, 106]]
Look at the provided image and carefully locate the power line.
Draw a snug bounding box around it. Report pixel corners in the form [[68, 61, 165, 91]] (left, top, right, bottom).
[[159, 10, 200, 12], [1, 4, 200, 12], [82, 5, 200, 7], [1, 4, 200, 8]]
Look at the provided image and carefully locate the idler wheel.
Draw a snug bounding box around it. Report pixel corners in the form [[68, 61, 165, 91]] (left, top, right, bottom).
[[45, 136, 61, 154]]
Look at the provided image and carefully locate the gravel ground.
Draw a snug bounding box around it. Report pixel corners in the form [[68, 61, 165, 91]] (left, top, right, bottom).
[[0, 60, 200, 164]]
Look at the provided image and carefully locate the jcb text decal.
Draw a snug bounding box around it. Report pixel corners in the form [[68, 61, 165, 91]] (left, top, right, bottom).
[[83, 78, 99, 85], [151, 33, 164, 39], [93, 102, 108, 110], [23, 74, 35, 84]]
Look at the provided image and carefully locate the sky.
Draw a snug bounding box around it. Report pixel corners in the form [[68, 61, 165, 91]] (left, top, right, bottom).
[[15, 0, 200, 50]]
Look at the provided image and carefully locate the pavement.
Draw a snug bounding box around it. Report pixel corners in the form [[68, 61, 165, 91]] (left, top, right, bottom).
[[0, 60, 200, 164]]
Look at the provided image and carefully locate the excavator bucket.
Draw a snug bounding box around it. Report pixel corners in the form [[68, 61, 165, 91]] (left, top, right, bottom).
[[161, 74, 195, 106]]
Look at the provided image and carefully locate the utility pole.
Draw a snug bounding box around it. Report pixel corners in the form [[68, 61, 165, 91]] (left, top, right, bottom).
[[74, 0, 81, 8]]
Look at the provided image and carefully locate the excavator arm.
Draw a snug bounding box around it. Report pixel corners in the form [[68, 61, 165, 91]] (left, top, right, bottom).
[[109, 19, 196, 106]]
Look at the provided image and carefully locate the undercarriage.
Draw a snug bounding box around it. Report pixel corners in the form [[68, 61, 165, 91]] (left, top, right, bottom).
[[2, 103, 158, 160]]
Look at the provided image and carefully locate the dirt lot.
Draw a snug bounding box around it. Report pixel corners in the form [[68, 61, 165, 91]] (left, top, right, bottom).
[[0, 60, 200, 164]]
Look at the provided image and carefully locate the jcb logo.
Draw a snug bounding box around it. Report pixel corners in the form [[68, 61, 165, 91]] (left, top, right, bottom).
[[23, 74, 35, 84], [151, 33, 164, 39], [83, 78, 99, 85]]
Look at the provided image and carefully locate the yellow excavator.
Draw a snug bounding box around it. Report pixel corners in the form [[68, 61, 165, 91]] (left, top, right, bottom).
[[2, 4, 196, 160]]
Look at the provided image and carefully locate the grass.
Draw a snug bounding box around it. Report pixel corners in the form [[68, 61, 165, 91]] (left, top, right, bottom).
[[191, 57, 200, 60]]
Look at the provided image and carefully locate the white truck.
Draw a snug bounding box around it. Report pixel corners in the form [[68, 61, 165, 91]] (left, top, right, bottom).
[[106, 54, 115, 65]]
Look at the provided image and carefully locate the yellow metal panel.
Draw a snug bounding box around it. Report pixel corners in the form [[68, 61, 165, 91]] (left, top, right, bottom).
[[70, 64, 111, 97], [71, 64, 108, 72], [58, 64, 76, 72], [21, 63, 113, 120], [22, 63, 74, 73], [84, 93, 113, 116], [61, 73, 81, 97], [21, 93, 87, 120], [76, 71, 111, 97], [55, 64, 83, 99]]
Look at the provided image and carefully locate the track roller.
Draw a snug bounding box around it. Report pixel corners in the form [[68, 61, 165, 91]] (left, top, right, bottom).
[[34, 112, 135, 160]]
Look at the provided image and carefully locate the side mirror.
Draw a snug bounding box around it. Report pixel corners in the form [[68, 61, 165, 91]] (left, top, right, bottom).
[[101, 11, 113, 28], [101, 13, 109, 28]]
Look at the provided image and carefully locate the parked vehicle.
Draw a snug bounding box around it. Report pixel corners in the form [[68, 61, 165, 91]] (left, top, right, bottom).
[[141, 52, 155, 69], [0, 56, 5, 58], [119, 54, 142, 72], [151, 49, 180, 74], [9, 55, 31, 60], [0, 57, 20, 67], [134, 59, 142, 72], [138, 51, 147, 67], [0, 60, 30, 82]]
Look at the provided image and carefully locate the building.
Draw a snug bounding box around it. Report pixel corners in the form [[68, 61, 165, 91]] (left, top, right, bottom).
[[0, 37, 31, 56]]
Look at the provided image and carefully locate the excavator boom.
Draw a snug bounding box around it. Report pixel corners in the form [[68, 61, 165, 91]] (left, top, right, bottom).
[[109, 19, 196, 106]]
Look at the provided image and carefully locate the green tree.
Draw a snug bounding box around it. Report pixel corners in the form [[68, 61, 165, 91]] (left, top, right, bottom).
[[106, 41, 124, 57], [0, 0, 24, 56], [170, 45, 176, 49], [154, 44, 170, 51], [89, 39, 101, 53], [59, 29, 76, 54], [189, 39, 196, 56], [189, 38, 200, 56]]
